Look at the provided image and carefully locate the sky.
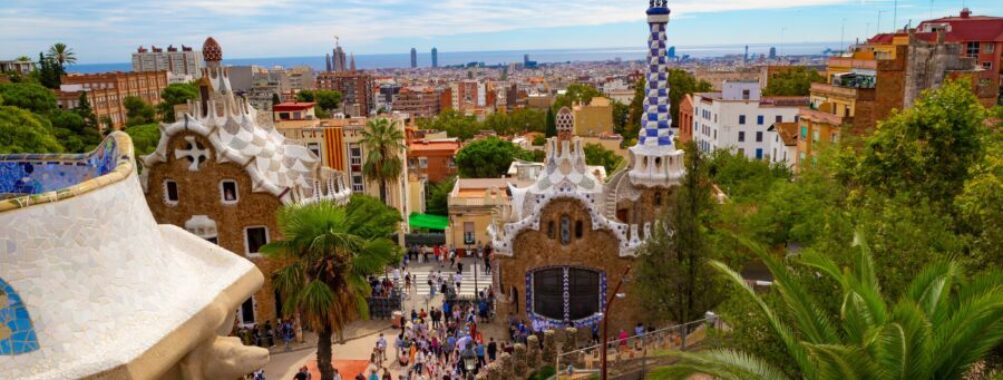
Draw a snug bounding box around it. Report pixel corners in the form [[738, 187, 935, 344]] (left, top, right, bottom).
[[2, 0, 1002, 64]]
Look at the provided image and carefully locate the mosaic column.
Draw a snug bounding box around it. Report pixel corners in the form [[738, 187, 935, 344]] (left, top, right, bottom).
[[638, 0, 673, 147]]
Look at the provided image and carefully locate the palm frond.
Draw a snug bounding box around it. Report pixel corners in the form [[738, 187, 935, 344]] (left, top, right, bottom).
[[654, 349, 792, 380]]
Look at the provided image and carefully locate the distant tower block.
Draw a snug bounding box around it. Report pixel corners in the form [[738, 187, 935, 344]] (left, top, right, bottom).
[[432, 47, 439, 68], [627, 0, 685, 187], [556, 106, 574, 141]]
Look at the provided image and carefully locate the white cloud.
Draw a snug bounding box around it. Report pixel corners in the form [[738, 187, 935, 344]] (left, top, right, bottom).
[[0, 0, 858, 61]]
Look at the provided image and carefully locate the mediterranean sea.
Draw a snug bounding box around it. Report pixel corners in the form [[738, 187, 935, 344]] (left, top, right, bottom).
[[68, 42, 837, 74]]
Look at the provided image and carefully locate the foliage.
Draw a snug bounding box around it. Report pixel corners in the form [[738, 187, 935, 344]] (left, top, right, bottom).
[[49, 110, 101, 153], [624, 77, 646, 143], [707, 149, 790, 201], [46, 43, 76, 68], [454, 137, 534, 178], [527, 365, 556, 380], [123, 96, 156, 127], [612, 99, 629, 136], [762, 66, 825, 97], [36, 52, 62, 89], [852, 79, 986, 207], [425, 176, 456, 216], [296, 89, 342, 112], [634, 143, 729, 324], [532, 135, 546, 146], [158, 82, 198, 122], [482, 108, 546, 136], [360, 117, 405, 204], [124, 123, 161, 156], [668, 69, 712, 129], [262, 198, 400, 380], [75, 92, 98, 130], [552, 83, 603, 110], [545, 107, 557, 138], [0, 105, 62, 153], [0, 82, 57, 114], [956, 130, 1003, 270], [582, 143, 623, 175], [659, 233, 1003, 380], [416, 110, 480, 141]]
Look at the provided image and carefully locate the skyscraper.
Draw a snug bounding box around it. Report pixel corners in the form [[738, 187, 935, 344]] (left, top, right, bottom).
[[667, 46, 676, 59], [410, 48, 417, 68], [769, 46, 777, 59], [744, 45, 749, 63], [431, 47, 438, 68]]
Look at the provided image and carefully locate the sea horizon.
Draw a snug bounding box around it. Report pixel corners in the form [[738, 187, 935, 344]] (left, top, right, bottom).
[[67, 41, 839, 74]]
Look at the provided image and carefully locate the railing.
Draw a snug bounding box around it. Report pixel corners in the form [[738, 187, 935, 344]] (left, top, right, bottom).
[[552, 318, 719, 380]]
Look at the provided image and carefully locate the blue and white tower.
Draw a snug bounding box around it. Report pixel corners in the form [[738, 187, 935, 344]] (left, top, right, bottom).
[[628, 0, 685, 187]]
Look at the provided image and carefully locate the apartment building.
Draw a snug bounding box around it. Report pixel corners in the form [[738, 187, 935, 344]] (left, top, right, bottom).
[[691, 81, 806, 160]]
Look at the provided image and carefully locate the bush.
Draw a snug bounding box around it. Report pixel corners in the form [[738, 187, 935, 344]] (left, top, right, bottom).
[[527, 365, 556, 380], [532, 135, 546, 146]]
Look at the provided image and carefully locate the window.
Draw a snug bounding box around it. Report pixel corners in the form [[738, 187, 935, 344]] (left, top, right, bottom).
[[239, 297, 255, 324], [757, 115, 764, 125], [738, 131, 745, 142], [756, 131, 763, 142], [984, 43, 996, 53], [775, 115, 783, 123], [967, 42, 980, 57], [742, 89, 751, 100], [244, 226, 269, 256], [164, 180, 179, 204], [983, 62, 993, 70], [464, 222, 475, 245], [755, 148, 763, 159], [739, 115, 746, 125], [547, 221, 555, 239], [560, 215, 571, 245], [307, 142, 321, 157], [574, 220, 583, 239], [812, 130, 820, 143], [800, 126, 808, 138], [220, 180, 238, 204], [419, 157, 428, 168], [654, 192, 662, 206], [531, 267, 601, 322], [351, 175, 364, 192]]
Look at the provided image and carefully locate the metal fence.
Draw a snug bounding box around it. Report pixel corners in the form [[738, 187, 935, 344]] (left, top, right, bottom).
[[552, 318, 717, 380]]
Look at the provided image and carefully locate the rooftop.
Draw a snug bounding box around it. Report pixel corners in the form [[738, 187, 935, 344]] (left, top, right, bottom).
[[273, 102, 316, 112]]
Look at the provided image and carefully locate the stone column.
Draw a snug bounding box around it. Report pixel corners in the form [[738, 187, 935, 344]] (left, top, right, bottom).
[[485, 363, 502, 380], [526, 334, 541, 369], [497, 352, 513, 379], [542, 330, 557, 364], [513, 343, 528, 377]]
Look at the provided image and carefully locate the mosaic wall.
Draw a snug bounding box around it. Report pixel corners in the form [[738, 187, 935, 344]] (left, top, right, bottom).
[[0, 138, 119, 198], [0, 279, 39, 355]]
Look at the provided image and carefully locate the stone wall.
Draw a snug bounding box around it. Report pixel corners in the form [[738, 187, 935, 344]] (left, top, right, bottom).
[[495, 197, 658, 336], [614, 186, 675, 227], [144, 131, 286, 324]]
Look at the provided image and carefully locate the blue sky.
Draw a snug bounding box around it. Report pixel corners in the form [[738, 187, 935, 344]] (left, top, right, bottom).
[[2, 0, 1002, 64]]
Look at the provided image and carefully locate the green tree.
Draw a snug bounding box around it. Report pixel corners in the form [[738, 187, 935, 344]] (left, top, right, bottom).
[[125, 123, 161, 156], [263, 198, 400, 380], [360, 117, 405, 204], [707, 150, 790, 201], [612, 100, 629, 136], [668, 69, 712, 129], [0, 105, 63, 153], [454, 137, 534, 178], [123, 96, 156, 127], [37, 52, 61, 89], [657, 233, 1003, 380], [0, 82, 57, 114], [582, 143, 624, 174], [417, 110, 480, 141], [75, 92, 98, 130], [545, 107, 557, 138], [553, 83, 603, 110], [425, 176, 456, 216], [49, 110, 101, 153], [46, 42, 76, 69], [158, 82, 198, 122], [313, 90, 342, 112], [956, 130, 1003, 270], [624, 77, 646, 144], [483, 108, 546, 136], [853, 79, 987, 207], [634, 142, 725, 324], [271, 93, 281, 108], [762, 66, 825, 97]]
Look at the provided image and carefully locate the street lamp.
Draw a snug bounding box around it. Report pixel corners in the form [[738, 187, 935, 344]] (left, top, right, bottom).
[[462, 345, 478, 375], [600, 266, 631, 380]]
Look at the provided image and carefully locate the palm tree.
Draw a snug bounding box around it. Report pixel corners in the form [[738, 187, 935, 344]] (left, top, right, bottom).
[[15, 56, 31, 63], [47, 43, 76, 68], [656, 233, 1003, 380], [360, 117, 405, 205], [262, 199, 400, 380]]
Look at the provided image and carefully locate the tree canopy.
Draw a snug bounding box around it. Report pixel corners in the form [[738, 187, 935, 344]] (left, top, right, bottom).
[[425, 176, 456, 216], [582, 142, 624, 174], [0, 82, 57, 114], [158, 82, 198, 122], [124, 123, 161, 156], [416, 110, 480, 141], [0, 105, 63, 154], [454, 137, 534, 178], [553, 83, 604, 110], [123, 96, 156, 127], [762, 66, 825, 97], [668, 69, 713, 129]]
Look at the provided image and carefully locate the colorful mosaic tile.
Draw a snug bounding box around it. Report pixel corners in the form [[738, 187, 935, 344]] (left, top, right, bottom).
[[0, 278, 39, 355], [0, 138, 120, 198]]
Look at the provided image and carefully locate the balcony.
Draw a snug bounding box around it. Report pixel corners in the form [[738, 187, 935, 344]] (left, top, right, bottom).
[[827, 57, 878, 70], [799, 108, 848, 126], [811, 83, 876, 100]]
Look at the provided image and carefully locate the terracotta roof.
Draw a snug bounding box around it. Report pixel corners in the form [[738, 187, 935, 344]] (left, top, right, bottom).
[[408, 139, 460, 153], [916, 12, 1003, 42], [771, 122, 799, 146]]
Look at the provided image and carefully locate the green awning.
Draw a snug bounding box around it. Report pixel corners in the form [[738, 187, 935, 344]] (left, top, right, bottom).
[[409, 213, 449, 230]]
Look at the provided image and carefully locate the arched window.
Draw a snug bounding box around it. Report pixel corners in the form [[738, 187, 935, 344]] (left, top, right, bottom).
[[547, 221, 555, 239], [654, 191, 662, 206], [575, 220, 584, 239], [530, 267, 602, 322], [560, 215, 571, 245]]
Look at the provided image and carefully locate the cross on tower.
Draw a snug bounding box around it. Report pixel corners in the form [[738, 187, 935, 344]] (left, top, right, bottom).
[[175, 136, 209, 171]]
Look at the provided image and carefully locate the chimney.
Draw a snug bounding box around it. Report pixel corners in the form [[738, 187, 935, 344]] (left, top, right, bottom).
[[960, 8, 971, 19]]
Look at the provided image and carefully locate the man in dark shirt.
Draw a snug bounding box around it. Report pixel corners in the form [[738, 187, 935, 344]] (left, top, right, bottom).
[[487, 337, 498, 362]]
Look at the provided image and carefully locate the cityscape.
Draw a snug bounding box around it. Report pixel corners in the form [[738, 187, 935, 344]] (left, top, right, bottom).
[[1, 1, 1003, 380]]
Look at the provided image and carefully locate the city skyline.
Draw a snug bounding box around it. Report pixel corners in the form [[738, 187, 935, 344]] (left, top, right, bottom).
[[3, 0, 1002, 64]]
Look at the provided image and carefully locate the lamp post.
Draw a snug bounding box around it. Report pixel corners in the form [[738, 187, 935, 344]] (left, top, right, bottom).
[[600, 266, 631, 380], [462, 345, 478, 378]]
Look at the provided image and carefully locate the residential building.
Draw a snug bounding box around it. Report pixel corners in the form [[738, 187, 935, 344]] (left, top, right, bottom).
[[677, 94, 694, 143], [0, 59, 34, 75], [131, 44, 204, 78], [450, 80, 496, 116], [571, 96, 614, 137], [315, 71, 374, 117], [56, 70, 169, 130], [446, 178, 521, 250], [691, 81, 806, 160], [915, 8, 1003, 105], [142, 37, 351, 326], [407, 137, 460, 183], [272, 102, 316, 121], [767, 122, 798, 170], [395, 86, 441, 118]]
